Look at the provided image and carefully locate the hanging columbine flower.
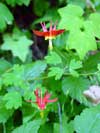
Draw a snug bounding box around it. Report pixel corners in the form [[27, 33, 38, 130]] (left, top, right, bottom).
[[33, 22, 65, 50], [26, 88, 58, 110]]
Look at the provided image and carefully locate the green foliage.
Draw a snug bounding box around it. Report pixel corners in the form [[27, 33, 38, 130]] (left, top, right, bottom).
[[69, 59, 82, 77], [12, 119, 41, 133], [62, 76, 90, 105], [2, 64, 25, 87], [1, 32, 33, 62], [89, 13, 100, 38], [54, 114, 74, 133], [6, 0, 31, 6], [1, 61, 47, 88], [45, 51, 62, 65], [3, 91, 22, 109], [24, 61, 47, 80], [33, 0, 49, 17], [0, 1, 100, 132], [0, 97, 13, 123], [33, 8, 60, 25], [74, 105, 100, 133], [58, 4, 84, 30], [0, 59, 12, 75], [48, 67, 64, 80], [0, 3, 13, 31], [58, 4, 97, 59]]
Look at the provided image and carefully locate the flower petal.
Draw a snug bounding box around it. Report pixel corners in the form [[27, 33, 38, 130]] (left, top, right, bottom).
[[47, 98, 58, 103], [33, 30, 47, 37]]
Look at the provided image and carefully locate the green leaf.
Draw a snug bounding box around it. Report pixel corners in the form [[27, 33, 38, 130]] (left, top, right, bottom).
[[2, 64, 25, 88], [0, 59, 12, 75], [69, 59, 82, 77], [1, 33, 33, 62], [82, 52, 100, 73], [67, 0, 86, 8], [89, 13, 100, 38], [39, 123, 53, 133], [58, 4, 97, 59], [25, 61, 47, 80], [33, 0, 49, 16], [3, 91, 22, 109], [54, 114, 74, 133], [48, 67, 64, 80], [0, 97, 13, 123], [45, 51, 62, 65], [6, 0, 31, 6], [62, 76, 90, 105], [58, 4, 84, 30], [2, 61, 47, 88], [33, 8, 60, 25], [67, 22, 97, 59], [0, 3, 13, 31], [69, 59, 82, 70], [12, 120, 41, 133], [74, 105, 100, 133]]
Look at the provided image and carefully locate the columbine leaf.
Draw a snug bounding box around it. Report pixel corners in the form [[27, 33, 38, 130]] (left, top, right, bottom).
[[48, 67, 64, 80], [45, 51, 62, 65], [0, 58, 12, 75], [1, 34, 33, 62], [25, 61, 47, 80], [2, 64, 25, 88], [58, 4, 84, 30], [12, 120, 41, 133], [3, 91, 22, 109], [62, 76, 90, 106], [69, 59, 82, 77], [0, 3, 13, 31], [58, 4, 97, 59], [0, 96, 13, 123], [74, 105, 100, 133], [69, 59, 82, 70], [89, 13, 100, 38], [67, 22, 97, 59]]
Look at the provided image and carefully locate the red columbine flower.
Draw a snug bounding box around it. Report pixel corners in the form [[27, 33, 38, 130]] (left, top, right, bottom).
[[26, 88, 58, 110], [33, 22, 65, 40], [33, 22, 65, 50]]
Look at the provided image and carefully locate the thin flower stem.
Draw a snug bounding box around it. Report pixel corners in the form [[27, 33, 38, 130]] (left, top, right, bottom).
[[3, 123, 6, 133], [26, 71, 98, 82], [49, 39, 53, 50], [57, 102, 62, 133]]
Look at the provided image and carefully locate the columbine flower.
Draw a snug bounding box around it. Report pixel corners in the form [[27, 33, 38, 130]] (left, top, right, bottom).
[[26, 88, 58, 110], [33, 22, 65, 50]]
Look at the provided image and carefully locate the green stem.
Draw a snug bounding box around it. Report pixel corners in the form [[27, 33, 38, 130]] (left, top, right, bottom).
[[26, 71, 98, 82], [49, 39, 53, 50], [57, 102, 62, 133], [3, 123, 6, 133]]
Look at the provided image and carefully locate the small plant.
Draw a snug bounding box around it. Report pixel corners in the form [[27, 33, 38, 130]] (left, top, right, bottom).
[[0, 1, 100, 133]]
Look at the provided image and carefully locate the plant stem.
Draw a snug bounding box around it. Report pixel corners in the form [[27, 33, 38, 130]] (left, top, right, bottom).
[[3, 123, 6, 133], [58, 102, 62, 133], [49, 39, 53, 50]]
